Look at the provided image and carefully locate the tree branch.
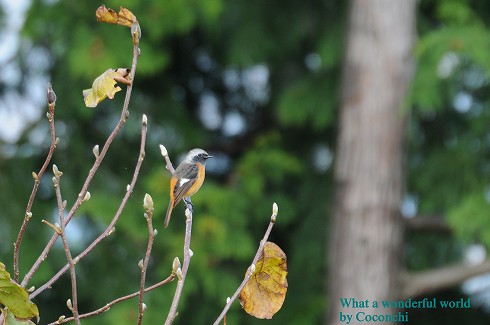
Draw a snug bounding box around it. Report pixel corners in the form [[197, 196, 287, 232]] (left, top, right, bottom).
[[213, 202, 278, 325], [138, 192, 155, 325], [159, 144, 175, 174], [21, 29, 141, 288], [404, 215, 452, 234], [30, 114, 148, 299], [165, 204, 193, 325], [13, 84, 58, 283], [48, 275, 176, 325], [400, 260, 490, 299], [52, 164, 80, 325]]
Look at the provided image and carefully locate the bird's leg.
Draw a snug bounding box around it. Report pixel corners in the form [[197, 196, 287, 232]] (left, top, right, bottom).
[[184, 197, 193, 213]]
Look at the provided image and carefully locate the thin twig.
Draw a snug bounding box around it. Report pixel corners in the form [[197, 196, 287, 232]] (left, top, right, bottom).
[[47, 275, 176, 325], [164, 203, 193, 325], [22, 33, 141, 288], [159, 144, 175, 174], [13, 84, 58, 283], [30, 114, 148, 300], [213, 203, 279, 325], [138, 192, 155, 325], [52, 166, 81, 325]]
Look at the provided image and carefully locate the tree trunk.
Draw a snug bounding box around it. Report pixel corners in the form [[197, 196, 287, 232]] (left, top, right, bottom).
[[327, 1, 416, 324]]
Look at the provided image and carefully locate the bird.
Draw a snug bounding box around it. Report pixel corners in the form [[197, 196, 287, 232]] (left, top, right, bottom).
[[164, 148, 213, 228]]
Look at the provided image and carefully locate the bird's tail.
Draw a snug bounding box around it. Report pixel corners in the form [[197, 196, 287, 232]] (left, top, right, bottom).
[[164, 201, 173, 228]]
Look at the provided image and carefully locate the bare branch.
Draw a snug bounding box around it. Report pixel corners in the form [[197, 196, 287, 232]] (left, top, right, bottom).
[[138, 192, 155, 325], [13, 83, 58, 282], [404, 215, 452, 234], [160, 144, 175, 174], [30, 114, 148, 299], [22, 33, 141, 288], [213, 202, 279, 325], [48, 276, 176, 325], [400, 259, 490, 299], [164, 204, 193, 324], [52, 165, 80, 325]]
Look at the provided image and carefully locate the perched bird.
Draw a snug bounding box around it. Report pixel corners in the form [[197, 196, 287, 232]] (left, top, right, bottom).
[[164, 148, 212, 227]]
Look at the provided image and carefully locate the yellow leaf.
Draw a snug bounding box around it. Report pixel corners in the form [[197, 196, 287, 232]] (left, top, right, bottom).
[[239, 242, 288, 319], [83, 68, 130, 108], [95, 5, 137, 28], [0, 262, 39, 321]]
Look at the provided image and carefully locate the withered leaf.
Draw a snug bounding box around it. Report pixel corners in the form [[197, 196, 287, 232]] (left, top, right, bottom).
[[96, 5, 137, 28], [83, 68, 131, 108], [239, 242, 288, 319]]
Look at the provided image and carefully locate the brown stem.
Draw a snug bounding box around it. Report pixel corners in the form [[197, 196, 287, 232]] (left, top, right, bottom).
[[48, 276, 175, 325], [30, 114, 147, 300], [164, 202, 193, 325], [400, 259, 490, 299], [52, 169, 80, 324], [138, 192, 155, 325], [21, 35, 141, 288], [13, 84, 58, 283], [213, 203, 278, 325]]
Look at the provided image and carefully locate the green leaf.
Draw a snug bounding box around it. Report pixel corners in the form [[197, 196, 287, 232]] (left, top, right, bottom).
[[1, 309, 36, 324], [0, 262, 39, 321]]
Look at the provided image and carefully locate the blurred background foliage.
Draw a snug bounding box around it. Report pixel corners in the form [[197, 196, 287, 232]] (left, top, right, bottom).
[[0, 0, 490, 324]]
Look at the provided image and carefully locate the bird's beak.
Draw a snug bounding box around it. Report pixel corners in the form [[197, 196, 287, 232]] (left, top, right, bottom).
[[207, 155, 213, 159]]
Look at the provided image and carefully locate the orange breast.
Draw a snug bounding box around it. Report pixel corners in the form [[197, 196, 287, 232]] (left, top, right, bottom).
[[186, 163, 205, 197]]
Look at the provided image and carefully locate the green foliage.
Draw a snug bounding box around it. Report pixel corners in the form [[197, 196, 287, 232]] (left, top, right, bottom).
[[277, 73, 337, 130], [448, 189, 490, 246]]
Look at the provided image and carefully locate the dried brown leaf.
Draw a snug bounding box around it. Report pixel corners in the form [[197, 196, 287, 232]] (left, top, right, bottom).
[[239, 242, 288, 319], [96, 5, 137, 28]]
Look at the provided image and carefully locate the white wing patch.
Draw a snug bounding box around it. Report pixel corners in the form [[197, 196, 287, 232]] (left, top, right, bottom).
[[179, 178, 191, 187]]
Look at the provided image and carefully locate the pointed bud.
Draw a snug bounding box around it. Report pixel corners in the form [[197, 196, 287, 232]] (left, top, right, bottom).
[[108, 227, 116, 236], [138, 259, 144, 269], [57, 315, 66, 323], [189, 249, 194, 257], [66, 299, 73, 311], [159, 144, 167, 157], [28, 286, 35, 293], [176, 268, 183, 280], [55, 137, 61, 145], [32, 172, 39, 181], [226, 297, 231, 304], [127, 184, 131, 192], [172, 257, 181, 274], [143, 193, 154, 212], [26, 212, 32, 219], [47, 83, 57, 104], [141, 302, 147, 312], [62, 200, 67, 208], [83, 191, 91, 202], [272, 202, 278, 215], [53, 164, 63, 178], [153, 229, 158, 236], [249, 264, 256, 276], [93, 145, 100, 158], [142, 114, 148, 126]]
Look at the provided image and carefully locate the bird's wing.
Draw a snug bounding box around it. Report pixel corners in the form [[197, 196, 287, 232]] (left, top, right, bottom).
[[172, 164, 199, 206]]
